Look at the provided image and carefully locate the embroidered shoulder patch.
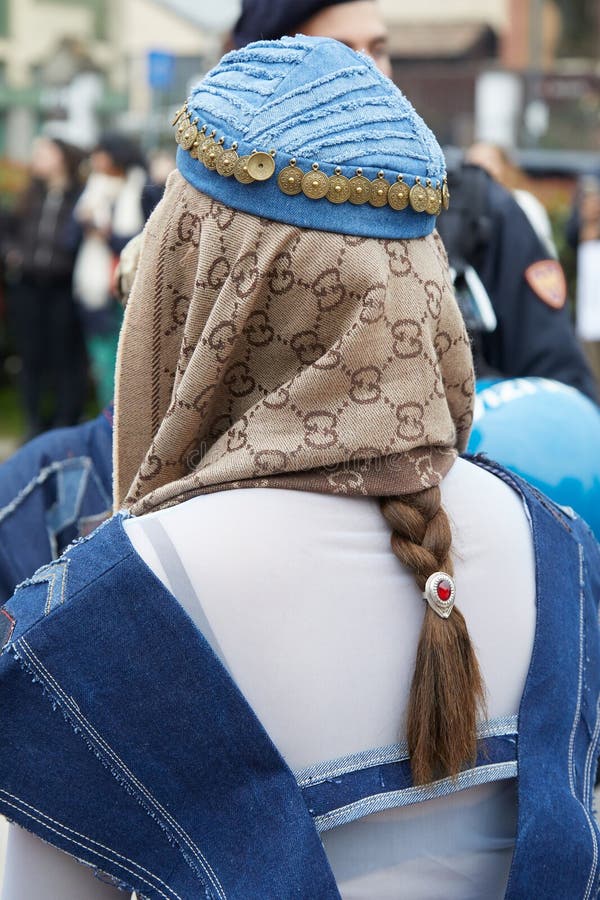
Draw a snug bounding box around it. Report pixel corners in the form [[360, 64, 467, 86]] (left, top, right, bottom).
[[525, 260, 567, 309], [0, 608, 15, 650]]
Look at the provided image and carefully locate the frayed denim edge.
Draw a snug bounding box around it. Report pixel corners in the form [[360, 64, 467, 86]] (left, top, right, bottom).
[[1, 810, 147, 897], [9, 642, 216, 900]]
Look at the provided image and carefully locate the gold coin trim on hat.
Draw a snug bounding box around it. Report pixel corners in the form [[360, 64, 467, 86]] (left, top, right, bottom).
[[442, 177, 450, 211], [388, 175, 410, 211], [203, 137, 225, 171], [179, 123, 198, 152], [247, 150, 276, 181], [172, 108, 448, 215], [327, 168, 351, 204], [278, 160, 303, 195], [348, 171, 371, 205], [409, 177, 428, 214], [172, 105, 187, 127], [369, 172, 390, 208], [216, 144, 239, 177], [425, 181, 441, 216], [233, 155, 254, 184], [302, 164, 329, 200]]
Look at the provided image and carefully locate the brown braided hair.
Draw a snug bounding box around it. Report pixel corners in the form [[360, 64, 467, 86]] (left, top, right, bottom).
[[380, 486, 485, 785]]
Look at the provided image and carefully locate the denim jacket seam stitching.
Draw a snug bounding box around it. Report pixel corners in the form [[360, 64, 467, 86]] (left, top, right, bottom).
[[15, 638, 226, 900], [312, 760, 517, 832], [569, 541, 599, 900], [87, 462, 112, 509], [35, 558, 71, 615], [584, 542, 600, 808], [16, 638, 223, 899], [5, 550, 137, 653], [0, 457, 95, 526], [295, 715, 519, 787], [16, 638, 223, 896], [503, 471, 546, 898], [52, 457, 92, 533], [584, 693, 600, 809], [0, 788, 183, 900], [1, 791, 181, 900]]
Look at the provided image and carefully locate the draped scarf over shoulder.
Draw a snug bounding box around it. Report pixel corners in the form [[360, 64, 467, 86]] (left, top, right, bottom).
[[114, 171, 474, 514]]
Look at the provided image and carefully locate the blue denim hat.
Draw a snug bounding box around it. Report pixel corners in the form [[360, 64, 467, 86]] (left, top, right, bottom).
[[174, 36, 449, 239]]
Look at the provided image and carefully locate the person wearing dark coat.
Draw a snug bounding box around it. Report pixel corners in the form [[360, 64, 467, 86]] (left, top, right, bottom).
[[231, 0, 596, 402], [4, 136, 87, 437], [437, 164, 598, 401], [230, 0, 392, 76]]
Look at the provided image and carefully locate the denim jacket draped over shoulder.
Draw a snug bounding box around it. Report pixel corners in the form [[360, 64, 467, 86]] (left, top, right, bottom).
[[0, 458, 599, 899]]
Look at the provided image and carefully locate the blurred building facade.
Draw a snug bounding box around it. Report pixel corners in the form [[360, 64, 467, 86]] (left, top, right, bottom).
[[0, 0, 218, 159], [381, 0, 600, 156], [0, 0, 596, 162]]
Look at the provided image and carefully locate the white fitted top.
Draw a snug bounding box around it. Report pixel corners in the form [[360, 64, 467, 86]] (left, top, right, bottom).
[[124, 457, 536, 899]]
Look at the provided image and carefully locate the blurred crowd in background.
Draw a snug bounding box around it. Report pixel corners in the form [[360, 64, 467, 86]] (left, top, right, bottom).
[[1, 134, 171, 439], [0, 0, 599, 455]]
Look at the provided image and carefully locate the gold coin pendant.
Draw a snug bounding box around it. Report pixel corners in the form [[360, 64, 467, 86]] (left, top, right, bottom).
[[203, 143, 224, 170], [409, 182, 428, 213], [216, 149, 239, 177], [175, 116, 190, 145], [327, 174, 351, 204], [301, 169, 329, 200], [234, 156, 254, 183], [388, 181, 410, 211], [179, 125, 198, 152], [247, 152, 276, 181], [442, 181, 450, 210], [369, 178, 390, 208], [348, 175, 371, 205], [278, 165, 303, 195], [425, 186, 440, 215]]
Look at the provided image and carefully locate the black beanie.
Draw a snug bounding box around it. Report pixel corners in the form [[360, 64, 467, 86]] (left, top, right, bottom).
[[232, 0, 355, 48]]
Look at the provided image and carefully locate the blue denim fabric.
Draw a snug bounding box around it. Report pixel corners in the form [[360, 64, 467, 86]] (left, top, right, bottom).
[[177, 37, 445, 240], [0, 458, 598, 898], [298, 728, 518, 832], [177, 146, 436, 241], [0, 516, 340, 899], [0, 408, 113, 603]]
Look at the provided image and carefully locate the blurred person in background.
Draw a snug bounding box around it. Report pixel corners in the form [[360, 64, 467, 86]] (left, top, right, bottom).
[[230, 0, 391, 75], [437, 156, 596, 398], [466, 141, 557, 258], [230, 0, 596, 401], [72, 133, 151, 407], [571, 175, 600, 384], [3, 135, 86, 439], [0, 146, 164, 602], [0, 233, 145, 603], [148, 148, 177, 192]]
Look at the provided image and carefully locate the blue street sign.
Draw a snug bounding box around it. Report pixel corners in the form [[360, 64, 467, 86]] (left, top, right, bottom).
[[148, 50, 176, 90]]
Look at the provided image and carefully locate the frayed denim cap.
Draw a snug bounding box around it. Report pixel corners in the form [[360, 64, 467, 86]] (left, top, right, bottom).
[[174, 36, 448, 239]]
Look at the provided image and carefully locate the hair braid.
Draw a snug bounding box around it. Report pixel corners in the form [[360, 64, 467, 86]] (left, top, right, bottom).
[[380, 487, 485, 785]]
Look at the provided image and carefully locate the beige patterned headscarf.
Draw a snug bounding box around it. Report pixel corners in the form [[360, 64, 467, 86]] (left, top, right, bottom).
[[114, 171, 474, 514]]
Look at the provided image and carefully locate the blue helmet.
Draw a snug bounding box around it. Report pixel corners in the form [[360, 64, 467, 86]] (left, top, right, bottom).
[[468, 377, 600, 539]]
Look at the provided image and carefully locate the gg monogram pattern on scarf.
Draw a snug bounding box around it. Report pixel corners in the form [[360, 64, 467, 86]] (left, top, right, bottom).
[[114, 172, 474, 514]]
